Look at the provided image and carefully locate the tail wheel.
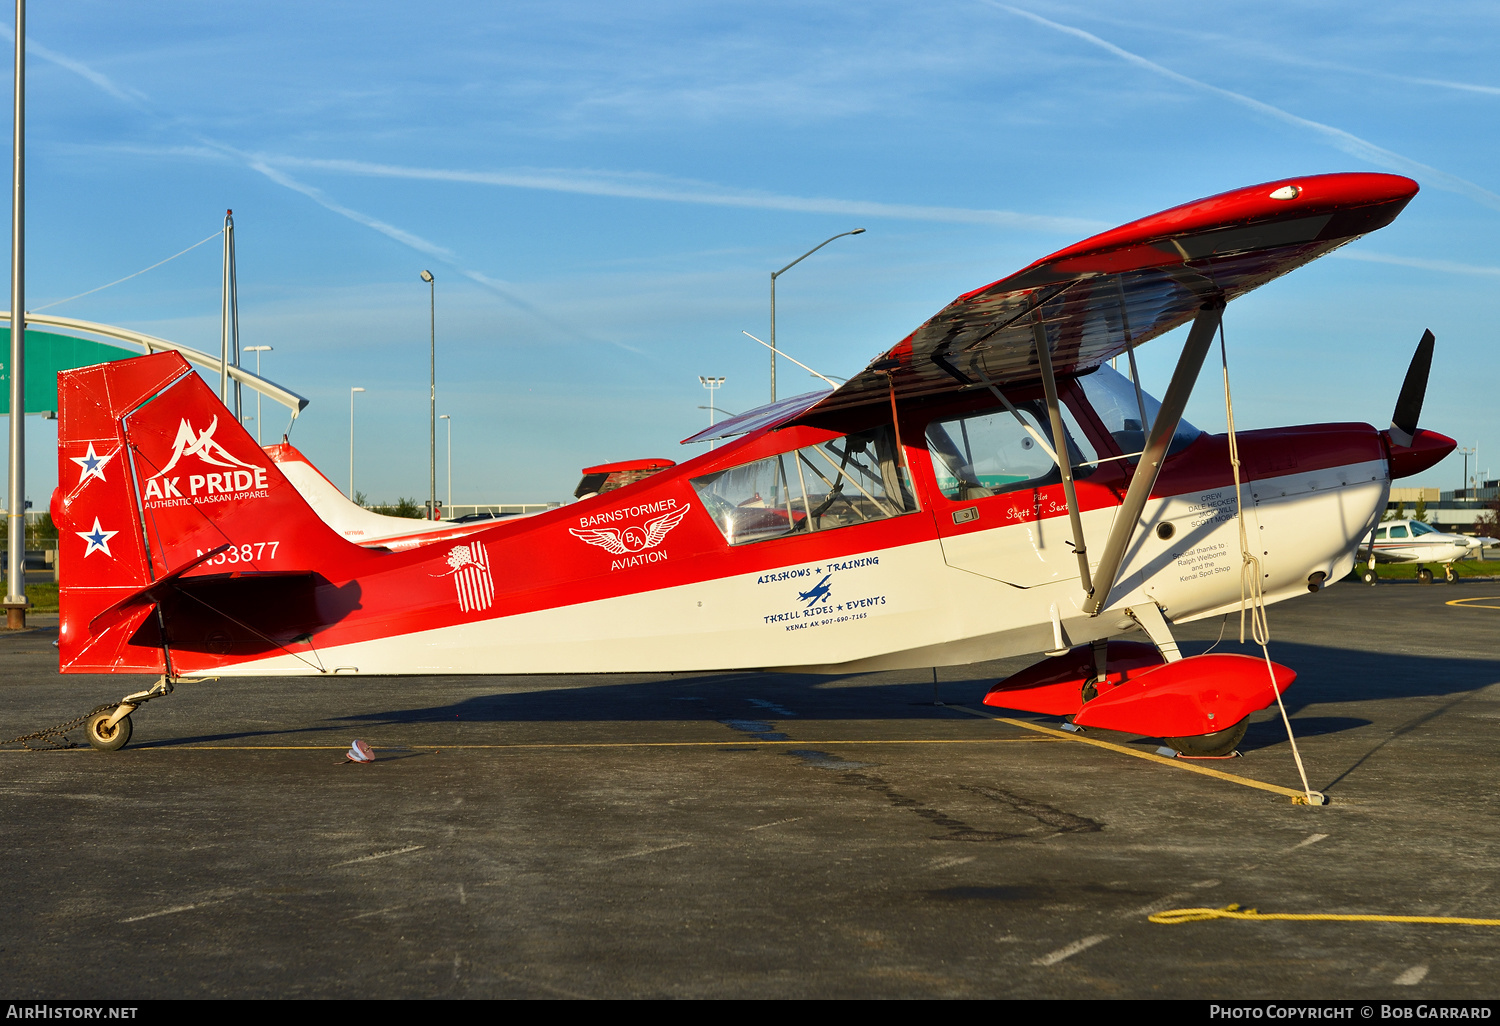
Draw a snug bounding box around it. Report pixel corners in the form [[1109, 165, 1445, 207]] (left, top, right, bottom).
[[85, 709, 132, 752], [1360, 567, 1378, 585], [1165, 717, 1248, 758], [1417, 567, 1435, 585]]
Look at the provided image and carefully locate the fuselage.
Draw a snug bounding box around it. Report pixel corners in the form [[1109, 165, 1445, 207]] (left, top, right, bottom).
[[55, 363, 1396, 679]]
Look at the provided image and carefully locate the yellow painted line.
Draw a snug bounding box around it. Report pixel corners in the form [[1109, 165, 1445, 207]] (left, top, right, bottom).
[[1446, 596, 1500, 610], [0, 736, 1064, 753], [950, 705, 1311, 802]]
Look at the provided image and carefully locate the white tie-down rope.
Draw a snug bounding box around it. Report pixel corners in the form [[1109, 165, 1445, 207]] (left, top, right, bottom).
[[1219, 324, 1322, 805]]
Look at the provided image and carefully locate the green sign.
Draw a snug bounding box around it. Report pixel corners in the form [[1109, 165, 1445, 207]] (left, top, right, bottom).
[[0, 328, 136, 415]]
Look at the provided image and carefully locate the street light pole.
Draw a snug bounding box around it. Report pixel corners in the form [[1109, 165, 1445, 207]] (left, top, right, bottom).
[[769, 228, 864, 403], [698, 376, 725, 450], [349, 386, 365, 499], [421, 270, 435, 519], [440, 413, 451, 513], [244, 345, 272, 445], [5, 0, 24, 627]]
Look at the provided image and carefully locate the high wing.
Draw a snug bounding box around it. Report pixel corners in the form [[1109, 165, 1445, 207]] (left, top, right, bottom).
[[684, 172, 1417, 444]]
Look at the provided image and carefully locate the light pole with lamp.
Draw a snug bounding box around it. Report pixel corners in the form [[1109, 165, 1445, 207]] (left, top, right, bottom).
[[244, 345, 272, 444], [699, 376, 725, 449], [349, 386, 365, 499], [439, 413, 451, 514], [421, 269, 436, 519], [769, 228, 864, 402]]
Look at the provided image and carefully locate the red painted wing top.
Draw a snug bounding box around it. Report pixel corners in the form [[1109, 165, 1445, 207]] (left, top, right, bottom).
[[792, 172, 1417, 419]]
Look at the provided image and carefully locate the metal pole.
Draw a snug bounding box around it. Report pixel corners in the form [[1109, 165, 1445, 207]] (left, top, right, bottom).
[[441, 414, 451, 511], [421, 270, 435, 519], [6, 0, 25, 625], [245, 346, 271, 445], [769, 272, 776, 404], [229, 215, 240, 420], [220, 210, 232, 404], [349, 386, 364, 498], [769, 228, 864, 404]]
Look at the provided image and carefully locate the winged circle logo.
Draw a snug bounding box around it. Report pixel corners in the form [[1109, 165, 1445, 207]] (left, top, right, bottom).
[[570, 499, 690, 571], [142, 416, 270, 508]]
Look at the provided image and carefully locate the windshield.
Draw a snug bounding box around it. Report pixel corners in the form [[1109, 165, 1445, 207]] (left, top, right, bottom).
[[1408, 520, 1436, 535], [1077, 364, 1202, 459]]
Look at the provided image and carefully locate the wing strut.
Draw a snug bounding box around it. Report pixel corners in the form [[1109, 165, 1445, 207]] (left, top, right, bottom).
[[1083, 299, 1225, 616], [1034, 312, 1093, 596]]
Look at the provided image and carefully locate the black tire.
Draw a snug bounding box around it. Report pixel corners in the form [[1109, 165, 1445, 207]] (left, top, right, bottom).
[[1165, 717, 1248, 758], [1444, 565, 1458, 583], [85, 709, 132, 752], [1360, 567, 1378, 585], [1417, 567, 1434, 585]]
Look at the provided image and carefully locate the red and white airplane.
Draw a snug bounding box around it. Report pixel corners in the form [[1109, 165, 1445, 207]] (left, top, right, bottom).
[[53, 172, 1454, 756]]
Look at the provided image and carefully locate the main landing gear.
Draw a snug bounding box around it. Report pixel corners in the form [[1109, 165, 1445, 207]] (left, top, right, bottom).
[[1416, 565, 1434, 585], [983, 605, 1295, 761]]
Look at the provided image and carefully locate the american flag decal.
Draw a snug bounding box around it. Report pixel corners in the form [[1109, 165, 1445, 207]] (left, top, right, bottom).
[[438, 543, 495, 613]]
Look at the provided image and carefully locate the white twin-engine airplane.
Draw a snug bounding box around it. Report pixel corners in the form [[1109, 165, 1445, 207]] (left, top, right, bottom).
[[54, 172, 1454, 757]]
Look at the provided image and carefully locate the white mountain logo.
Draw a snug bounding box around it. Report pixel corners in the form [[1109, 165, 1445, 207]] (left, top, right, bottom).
[[141, 416, 271, 505], [150, 416, 263, 479]]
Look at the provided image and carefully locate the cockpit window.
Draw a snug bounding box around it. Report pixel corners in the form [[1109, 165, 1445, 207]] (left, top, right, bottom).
[[1389, 525, 1409, 539], [690, 426, 915, 545], [1077, 364, 1202, 459], [924, 399, 1097, 502], [1408, 520, 1435, 535]]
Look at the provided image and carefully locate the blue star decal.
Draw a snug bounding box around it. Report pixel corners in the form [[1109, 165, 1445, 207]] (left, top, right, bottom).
[[70, 443, 116, 485], [77, 517, 120, 558]]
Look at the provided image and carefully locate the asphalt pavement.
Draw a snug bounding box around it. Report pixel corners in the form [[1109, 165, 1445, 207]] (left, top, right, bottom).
[[1, 579, 1497, 999]]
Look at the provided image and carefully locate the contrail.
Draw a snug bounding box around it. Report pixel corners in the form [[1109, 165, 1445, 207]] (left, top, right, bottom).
[[1045, 11, 1500, 98], [987, 3, 1500, 214], [253, 155, 1105, 234], [11, 31, 642, 354], [238, 152, 647, 355], [1331, 249, 1500, 278]]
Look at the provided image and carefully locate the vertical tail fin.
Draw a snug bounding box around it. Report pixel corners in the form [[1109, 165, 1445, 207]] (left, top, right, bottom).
[[55, 352, 352, 673]]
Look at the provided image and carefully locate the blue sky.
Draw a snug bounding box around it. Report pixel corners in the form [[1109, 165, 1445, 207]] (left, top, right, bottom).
[[6, 1, 1498, 505]]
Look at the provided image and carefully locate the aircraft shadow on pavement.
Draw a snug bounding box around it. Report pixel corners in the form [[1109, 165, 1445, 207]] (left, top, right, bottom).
[[320, 638, 1500, 735], [127, 637, 1498, 753]]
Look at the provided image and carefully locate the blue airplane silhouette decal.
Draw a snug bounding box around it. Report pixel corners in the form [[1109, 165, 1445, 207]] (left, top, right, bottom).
[[798, 574, 833, 607]]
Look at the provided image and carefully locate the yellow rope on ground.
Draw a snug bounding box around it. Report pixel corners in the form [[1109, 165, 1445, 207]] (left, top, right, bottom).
[[1150, 903, 1500, 927]]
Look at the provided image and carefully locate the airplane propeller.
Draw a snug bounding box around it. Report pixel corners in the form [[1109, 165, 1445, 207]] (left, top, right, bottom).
[[1388, 328, 1434, 448]]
